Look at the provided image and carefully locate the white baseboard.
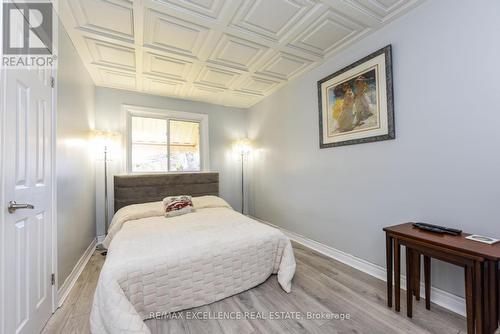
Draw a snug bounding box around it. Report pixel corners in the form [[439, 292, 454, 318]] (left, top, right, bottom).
[[97, 234, 105, 245], [253, 217, 466, 317], [57, 238, 97, 307]]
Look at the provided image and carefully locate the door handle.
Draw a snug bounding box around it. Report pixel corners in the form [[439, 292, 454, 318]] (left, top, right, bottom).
[[7, 201, 35, 214]]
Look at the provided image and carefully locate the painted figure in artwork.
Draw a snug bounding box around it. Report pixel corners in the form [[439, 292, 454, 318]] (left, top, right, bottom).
[[353, 75, 373, 126], [327, 68, 378, 135], [337, 84, 355, 132], [332, 94, 343, 122]]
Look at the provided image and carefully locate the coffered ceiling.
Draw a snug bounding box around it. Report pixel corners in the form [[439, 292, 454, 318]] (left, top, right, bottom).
[[59, 0, 423, 108]]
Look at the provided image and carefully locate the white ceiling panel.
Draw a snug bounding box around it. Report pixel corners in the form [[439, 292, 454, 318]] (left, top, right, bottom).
[[98, 68, 137, 89], [152, 0, 227, 20], [236, 75, 281, 95], [195, 65, 241, 89], [86, 37, 136, 70], [289, 9, 365, 57], [349, 0, 417, 21], [187, 84, 225, 102], [208, 33, 269, 71], [144, 9, 210, 58], [230, 0, 317, 42], [143, 77, 184, 95], [59, 0, 424, 108], [143, 52, 194, 81], [256, 51, 313, 80], [67, 0, 134, 41]]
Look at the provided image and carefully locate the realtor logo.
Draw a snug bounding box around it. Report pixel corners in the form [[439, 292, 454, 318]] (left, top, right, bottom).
[[3, 2, 53, 55], [2, 2, 55, 68]]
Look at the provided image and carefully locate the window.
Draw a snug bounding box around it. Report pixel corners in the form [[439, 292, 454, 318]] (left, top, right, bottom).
[[125, 106, 208, 173], [169, 120, 200, 172]]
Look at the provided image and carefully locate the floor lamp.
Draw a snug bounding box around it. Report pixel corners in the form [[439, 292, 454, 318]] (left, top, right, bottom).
[[92, 130, 120, 234], [234, 139, 252, 214]]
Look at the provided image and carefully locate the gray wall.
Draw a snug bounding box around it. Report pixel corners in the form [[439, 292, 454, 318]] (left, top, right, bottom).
[[247, 0, 500, 297], [94, 87, 247, 236], [57, 27, 96, 285]]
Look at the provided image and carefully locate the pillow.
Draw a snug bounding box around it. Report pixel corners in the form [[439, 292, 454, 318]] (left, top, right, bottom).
[[162, 195, 193, 217], [192, 195, 232, 210]]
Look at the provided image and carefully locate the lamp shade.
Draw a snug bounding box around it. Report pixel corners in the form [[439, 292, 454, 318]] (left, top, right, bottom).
[[234, 138, 252, 156], [91, 130, 121, 162], [91, 130, 120, 148]]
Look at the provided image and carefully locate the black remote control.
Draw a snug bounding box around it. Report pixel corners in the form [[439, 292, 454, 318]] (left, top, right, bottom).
[[412, 222, 462, 236]]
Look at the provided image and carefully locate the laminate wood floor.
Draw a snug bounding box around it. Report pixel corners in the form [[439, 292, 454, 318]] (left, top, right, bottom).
[[42, 242, 467, 334]]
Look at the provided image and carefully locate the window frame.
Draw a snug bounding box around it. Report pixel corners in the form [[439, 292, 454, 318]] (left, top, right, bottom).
[[123, 105, 209, 173]]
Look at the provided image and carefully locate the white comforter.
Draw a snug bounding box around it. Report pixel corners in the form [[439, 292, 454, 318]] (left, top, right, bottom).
[[90, 198, 296, 334]]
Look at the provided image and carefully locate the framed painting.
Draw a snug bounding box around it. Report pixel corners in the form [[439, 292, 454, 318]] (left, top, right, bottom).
[[317, 45, 395, 148]]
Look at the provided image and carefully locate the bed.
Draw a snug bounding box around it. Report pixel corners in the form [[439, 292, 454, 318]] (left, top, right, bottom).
[[90, 173, 296, 334]]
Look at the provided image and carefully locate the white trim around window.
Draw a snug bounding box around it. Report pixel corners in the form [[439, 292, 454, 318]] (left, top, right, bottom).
[[122, 105, 210, 173]]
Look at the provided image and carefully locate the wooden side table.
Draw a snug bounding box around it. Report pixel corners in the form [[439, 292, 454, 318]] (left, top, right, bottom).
[[384, 223, 500, 334]]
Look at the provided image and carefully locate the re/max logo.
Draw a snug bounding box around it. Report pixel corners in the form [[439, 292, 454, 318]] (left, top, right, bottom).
[[2, 2, 53, 55]]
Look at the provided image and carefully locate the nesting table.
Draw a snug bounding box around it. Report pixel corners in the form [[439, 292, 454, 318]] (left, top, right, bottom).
[[384, 223, 500, 334]]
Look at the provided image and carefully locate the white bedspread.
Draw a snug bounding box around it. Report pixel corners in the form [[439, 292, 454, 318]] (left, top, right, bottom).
[[90, 203, 296, 334]]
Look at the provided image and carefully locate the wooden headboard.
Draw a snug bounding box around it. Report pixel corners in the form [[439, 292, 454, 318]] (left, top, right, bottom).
[[114, 172, 219, 212]]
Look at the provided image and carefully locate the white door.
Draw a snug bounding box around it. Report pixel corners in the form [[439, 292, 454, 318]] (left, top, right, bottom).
[[2, 65, 54, 333]]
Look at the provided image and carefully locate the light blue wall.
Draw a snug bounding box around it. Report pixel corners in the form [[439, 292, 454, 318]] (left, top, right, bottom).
[[94, 87, 247, 236], [57, 25, 96, 285], [247, 0, 500, 297]]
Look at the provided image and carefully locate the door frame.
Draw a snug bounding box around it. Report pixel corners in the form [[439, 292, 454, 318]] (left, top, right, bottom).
[[0, 6, 59, 333], [51, 67, 58, 313], [0, 2, 5, 331], [50, 0, 60, 313]]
